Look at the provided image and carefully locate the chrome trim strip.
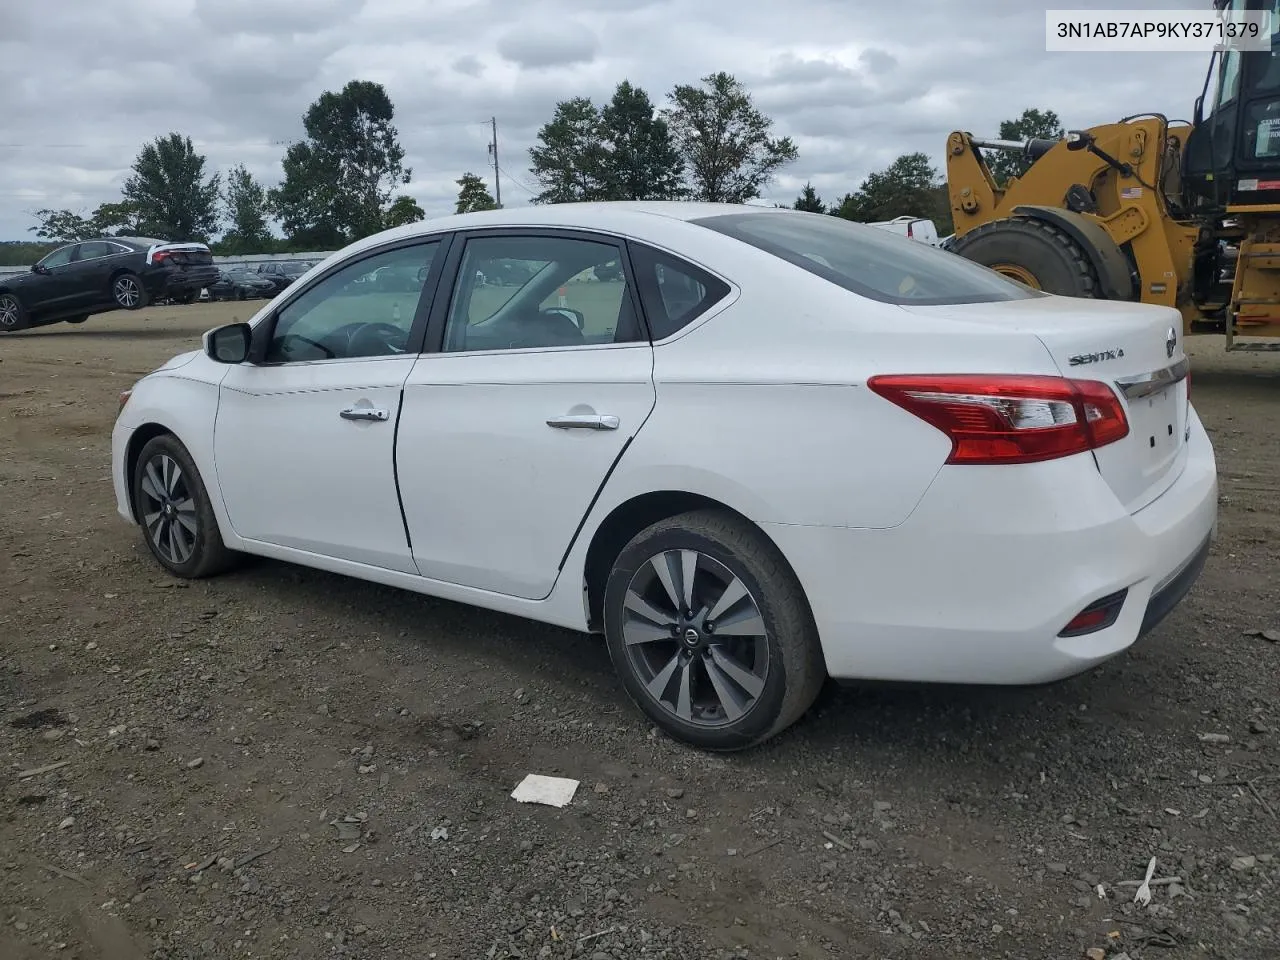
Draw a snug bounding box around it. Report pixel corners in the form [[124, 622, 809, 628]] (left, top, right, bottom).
[[1114, 357, 1190, 399]]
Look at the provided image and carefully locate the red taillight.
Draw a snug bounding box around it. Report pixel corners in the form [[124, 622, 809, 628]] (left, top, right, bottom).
[[1185, 369, 1191, 401], [151, 250, 172, 265], [1058, 589, 1128, 637], [867, 373, 1129, 465], [118, 389, 132, 415], [907, 222, 914, 238]]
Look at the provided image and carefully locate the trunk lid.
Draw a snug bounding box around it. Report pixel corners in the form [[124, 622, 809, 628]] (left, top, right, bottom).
[[899, 297, 1191, 513], [148, 242, 213, 266]]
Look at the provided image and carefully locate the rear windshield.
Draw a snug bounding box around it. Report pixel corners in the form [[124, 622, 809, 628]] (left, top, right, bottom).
[[692, 212, 1042, 305]]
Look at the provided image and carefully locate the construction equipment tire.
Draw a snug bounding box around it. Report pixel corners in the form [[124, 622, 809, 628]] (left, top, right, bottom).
[[950, 216, 1100, 298]]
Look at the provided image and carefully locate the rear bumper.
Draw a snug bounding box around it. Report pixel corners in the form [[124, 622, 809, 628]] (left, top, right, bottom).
[[763, 407, 1218, 686], [148, 266, 219, 294]]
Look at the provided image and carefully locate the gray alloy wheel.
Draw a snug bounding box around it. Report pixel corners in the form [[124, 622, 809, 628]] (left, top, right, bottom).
[[0, 293, 27, 331], [138, 452, 199, 566], [113, 273, 146, 309], [131, 434, 238, 579], [622, 550, 770, 729], [603, 509, 826, 750]]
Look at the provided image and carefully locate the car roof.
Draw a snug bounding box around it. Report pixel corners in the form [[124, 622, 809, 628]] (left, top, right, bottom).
[[334, 200, 797, 262]]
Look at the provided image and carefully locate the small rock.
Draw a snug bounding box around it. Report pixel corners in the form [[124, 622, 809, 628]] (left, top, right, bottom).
[[85, 642, 98, 651], [873, 801, 892, 812], [14, 921, 28, 931], [594, 783, 609, 795], [144, 739, 160, 751], [357, 764, 376, 775], [1230, 855, 1256, 871], [41, 729, 65, 742], [858, 838, 880, 852], [1086, 949, 1106, 960], [1222, 911, 1250, 936], [1047, 862, 1068, 874], [59, 817, 75, 830], [1199, 732, 1231, 743], [186, 757, 204, 770], [1249, 720, 1269, 735], [665, 788, 684, 800]]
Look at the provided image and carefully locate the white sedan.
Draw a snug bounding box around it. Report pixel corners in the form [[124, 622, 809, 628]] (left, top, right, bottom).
[[111, 202, 1218, 750]]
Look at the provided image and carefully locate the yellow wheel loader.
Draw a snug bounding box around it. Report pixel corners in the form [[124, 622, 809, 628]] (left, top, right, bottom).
[[945, 0, 1280, 352]]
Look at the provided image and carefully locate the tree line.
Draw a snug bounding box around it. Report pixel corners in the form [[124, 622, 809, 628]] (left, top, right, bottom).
[[17, 66, 1062, 267], [25, 80, 421, 261]]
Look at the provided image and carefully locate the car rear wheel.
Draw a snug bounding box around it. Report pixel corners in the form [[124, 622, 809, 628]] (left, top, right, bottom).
[[0, 293, 28, 332], [131, 434, 238, 579], [64, 314, 88, 324], [602, 509, 826, 750], [174, 291, 196, 305], [112, 273, 149, 310]]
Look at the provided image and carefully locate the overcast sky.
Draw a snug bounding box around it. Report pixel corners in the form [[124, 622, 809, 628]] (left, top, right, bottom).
[[0, 0, 1213, 241]]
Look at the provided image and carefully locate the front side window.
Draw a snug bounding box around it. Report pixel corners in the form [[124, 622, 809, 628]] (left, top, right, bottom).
[[694, 212, 1041, 305], [264, 241, 440, 363], [38, 245, 78, 269], [442, 234, 641, 352]]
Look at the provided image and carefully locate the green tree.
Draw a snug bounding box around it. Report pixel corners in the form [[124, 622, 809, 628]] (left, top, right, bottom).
[[121, 133, 221, 241], [793, 182, 826, 213], [220, 165, 274, 254], [528, 96, 609, 203], [0, 240, 57, 266], [271, 80, 412, 246], [598, 81, 684, 200], [91, 200, 145, 235], [28, 208, 96, 243], [988, 107, 1063, 186], [455, 172, 497, 213], [663, 72, 798, 202], [384, 194, 425, 227], [830, 153, 941, 222]]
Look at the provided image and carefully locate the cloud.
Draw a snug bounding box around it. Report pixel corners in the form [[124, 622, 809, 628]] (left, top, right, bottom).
[[0, 0, 1211, 238], [497, 23, 600, 70]]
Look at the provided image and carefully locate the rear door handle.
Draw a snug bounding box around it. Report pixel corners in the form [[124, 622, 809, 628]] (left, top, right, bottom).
[[546, 414, 620, 431], [339, 407, 389, 422]]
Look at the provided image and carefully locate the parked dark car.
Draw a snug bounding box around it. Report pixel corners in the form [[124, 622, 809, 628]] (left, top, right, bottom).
[[0, 237, 218, 332], [207, 268, 276, 301], [254, 259, 313, 294]]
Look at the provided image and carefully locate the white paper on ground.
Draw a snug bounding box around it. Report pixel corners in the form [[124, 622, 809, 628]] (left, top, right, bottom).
[[510, 774, 580, 807]]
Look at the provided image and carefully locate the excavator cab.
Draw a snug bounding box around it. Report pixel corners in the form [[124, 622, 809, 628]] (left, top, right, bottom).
[[1184, 0, 1280, 208]]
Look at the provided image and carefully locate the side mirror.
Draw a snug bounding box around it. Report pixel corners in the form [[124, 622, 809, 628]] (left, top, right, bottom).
[[203, 322, 252, 364], [1065, 130, 1094, 152], [30, 264, 46, 274], [1193, 94, 1205, 125]]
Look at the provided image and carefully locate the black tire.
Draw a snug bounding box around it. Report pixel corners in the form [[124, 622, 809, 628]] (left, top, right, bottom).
[[236, 288, 247, 301], [174, 291, 196, 305], [0, 293, 29, 332], [949, 216, 1100, 298], [112, 272, 150, 310], [64, 314, 88, 325], [602, 509, 826, 751], [131, 434, 238, 579]]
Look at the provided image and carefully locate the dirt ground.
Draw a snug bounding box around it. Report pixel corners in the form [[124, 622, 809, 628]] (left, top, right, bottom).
[[1, 302, 1278, 960]]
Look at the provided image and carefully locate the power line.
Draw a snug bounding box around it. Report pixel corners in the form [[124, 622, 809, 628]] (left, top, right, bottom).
[[496, 165, 538, 197]]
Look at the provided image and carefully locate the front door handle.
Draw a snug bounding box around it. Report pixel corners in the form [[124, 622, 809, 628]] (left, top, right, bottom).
[[546, 414, 620, 431], [339, 407, 389, 422]]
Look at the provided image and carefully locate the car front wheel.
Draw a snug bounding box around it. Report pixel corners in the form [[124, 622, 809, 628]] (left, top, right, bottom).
[[603, 509, 826, 751], [131, 434, 238, 579], [0, 293, 28, 332], [112, 273, 149, 310]]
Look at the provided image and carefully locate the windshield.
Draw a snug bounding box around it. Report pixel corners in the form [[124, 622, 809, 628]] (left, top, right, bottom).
[[693, 212, 1041, 305]]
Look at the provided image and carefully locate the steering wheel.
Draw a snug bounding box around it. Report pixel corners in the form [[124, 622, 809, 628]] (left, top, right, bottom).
[[274, 333, 337, 359], [344, 321, 409, 356]]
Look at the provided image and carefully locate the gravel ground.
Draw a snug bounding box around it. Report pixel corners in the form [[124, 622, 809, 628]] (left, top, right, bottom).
[[1, 302, 1278, 960]]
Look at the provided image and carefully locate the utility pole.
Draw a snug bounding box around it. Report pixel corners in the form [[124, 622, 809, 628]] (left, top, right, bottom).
[[487, 117, 502, 209]]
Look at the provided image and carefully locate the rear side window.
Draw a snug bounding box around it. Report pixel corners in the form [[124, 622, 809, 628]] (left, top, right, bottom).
[[692, 212, 1041, 305], [629, 244, 731, 340]]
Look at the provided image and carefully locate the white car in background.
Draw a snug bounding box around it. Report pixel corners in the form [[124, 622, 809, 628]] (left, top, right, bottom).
[[111, 202, 1217, 750]]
